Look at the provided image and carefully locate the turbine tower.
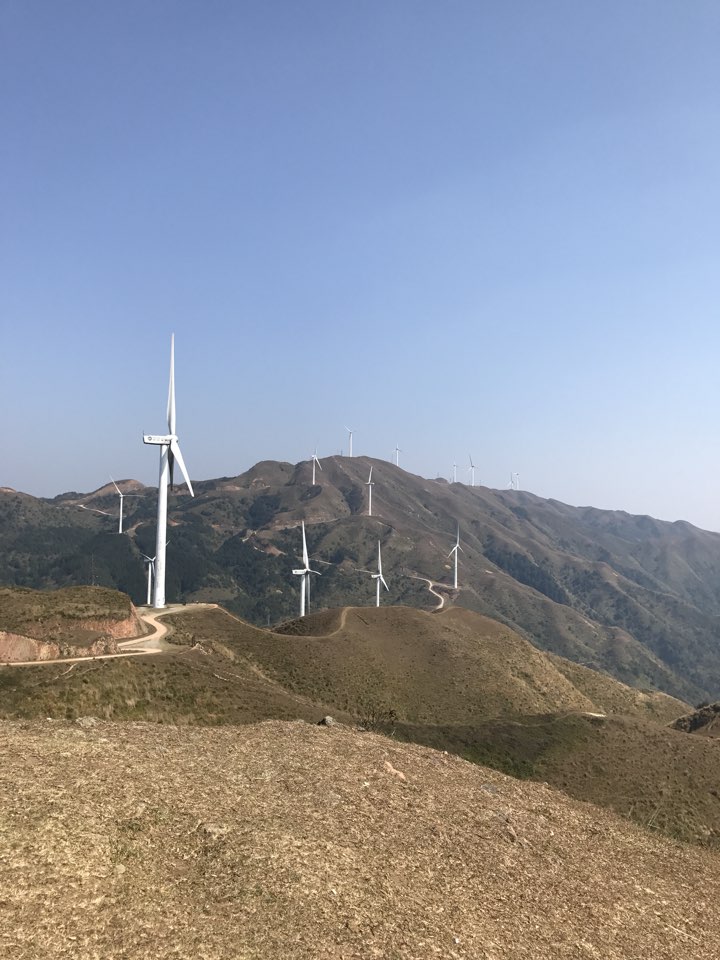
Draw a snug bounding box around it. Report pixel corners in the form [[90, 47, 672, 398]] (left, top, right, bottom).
[[311, 448, 323, 485], [448, 524, 463, 590], [366, 466, 374, 516], [452, 461, 457, 484], [142, 554, 155, 606], [371, 540, 389, 607], [514, 472, 520, 491], [345, 426, 354, 457], [292, 521, 320, 617], [394, 443, 402, 467], [468, 454, 476, 487], [143, 334, 194, 608]]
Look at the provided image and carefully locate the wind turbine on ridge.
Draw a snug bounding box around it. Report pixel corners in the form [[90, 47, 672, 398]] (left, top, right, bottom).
[[371, 540, 389, 607], [394, 443, 401, 467], [448, 524, 463, 590], [345, 426, 354, 457], [468, 454, 476, 487], [110, 476, 140, 534], [452, 462, 457, 484], [366, 466, 374, 516], [292, 521, 321, 617], [143, 334, 194, 608], [311, 448, 323, 485]]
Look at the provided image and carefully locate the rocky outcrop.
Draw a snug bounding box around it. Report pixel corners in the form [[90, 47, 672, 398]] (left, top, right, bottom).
[[0, 606, 142, 663], [0, 630, 121, 662]]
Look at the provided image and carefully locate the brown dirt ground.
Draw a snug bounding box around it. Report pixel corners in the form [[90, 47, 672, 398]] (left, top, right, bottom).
[[1, 717, 719, 960]]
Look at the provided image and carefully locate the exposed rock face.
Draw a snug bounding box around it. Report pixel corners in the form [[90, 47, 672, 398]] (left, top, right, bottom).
[[0, 630, 121, 662], [672, 702, 720, 736], [0, 607, 142, 663], [0, 632, 61, 662]]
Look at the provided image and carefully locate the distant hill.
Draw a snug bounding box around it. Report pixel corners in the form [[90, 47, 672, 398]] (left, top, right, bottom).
[[4, 458, 720, 699], [3, 717, 719, 958]]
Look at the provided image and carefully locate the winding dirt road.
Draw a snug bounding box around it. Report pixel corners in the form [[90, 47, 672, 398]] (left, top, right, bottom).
[[408, 575, 447, 611]]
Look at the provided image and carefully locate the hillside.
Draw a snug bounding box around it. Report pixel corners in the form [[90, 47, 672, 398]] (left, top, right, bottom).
[[4, 459, 720, 700], [2, 717, 718, 959], [6, 602, 717, 846]]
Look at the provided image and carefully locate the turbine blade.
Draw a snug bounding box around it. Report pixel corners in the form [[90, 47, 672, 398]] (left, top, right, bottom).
[[110, 476, 121, 495], [368, 466, 373, 483], [381, 576, 389, 591], [169, 438, 194, 496], [301, 521, 309, 568], [167, 334, 176, 434]]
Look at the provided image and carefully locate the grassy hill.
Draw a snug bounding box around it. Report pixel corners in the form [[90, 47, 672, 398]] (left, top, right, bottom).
[[6, 601, 707, 845], [2, 716, 719, 959]]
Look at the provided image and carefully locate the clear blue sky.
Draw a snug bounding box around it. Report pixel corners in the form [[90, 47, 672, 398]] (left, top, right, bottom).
[[3, 1, 720, 529]]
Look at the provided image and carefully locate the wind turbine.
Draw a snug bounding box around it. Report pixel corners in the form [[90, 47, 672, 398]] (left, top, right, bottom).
[[345, 426, 354, 457], [110, 476, 139, 534], [311, 448, 323, 485], [371, 540, 389, 607], [366, 466, 374, 516], [448, 524, 463, 590], [468, 454, 476, 487], [143, 334, 194, 608], [394, 443, 402, 467], [514, 472, 520, 491], [292, 521, 321, 617], [141, 554, 155, 606], [452, 462, 457, 484]]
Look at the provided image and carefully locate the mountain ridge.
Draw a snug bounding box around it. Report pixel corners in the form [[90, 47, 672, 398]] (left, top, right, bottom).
[[3, 458, 720, 700]]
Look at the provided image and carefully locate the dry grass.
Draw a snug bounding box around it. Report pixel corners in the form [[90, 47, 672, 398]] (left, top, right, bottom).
[[2, 717, 719, 959]]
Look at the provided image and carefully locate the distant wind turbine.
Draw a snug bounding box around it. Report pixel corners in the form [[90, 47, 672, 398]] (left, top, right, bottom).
[[292, 521, 321, 617], [468, 454, 476, 487], [366, 466, 374, 516], [448, 524, 463, 590], [345, 426, 354, 457], [311, 448, 323, 485], [452, 462, 457, 484], [514, 472, 520, 491], [394, 443, 402, 467], [143, 334, 194, 608], [142, 554, 155, 606], [110, 476, 139, 534], [371, 540, 389, 607]]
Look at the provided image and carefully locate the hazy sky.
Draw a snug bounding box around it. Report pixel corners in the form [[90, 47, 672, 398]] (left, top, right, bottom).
[[3, 2, 720, 529]]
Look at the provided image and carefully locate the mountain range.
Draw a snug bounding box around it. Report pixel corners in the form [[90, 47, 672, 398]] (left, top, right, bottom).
[[3, 457, 720, 701]]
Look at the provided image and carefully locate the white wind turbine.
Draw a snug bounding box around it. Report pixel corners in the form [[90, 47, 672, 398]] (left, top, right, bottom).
[[394, 443, 402, 467], [143, 334, 194, 608], [468, 454, 476, 487], [142, 554, 155, 606], [513, 472, 520, 491], [311, 448, 323, 485], [371, 540, 389, 607], [366, 466, 374, 516], [448, 524, 463, 590], [345, 426, 354, 457], [292, 521, 321, 617], [110, 476, 140, 534], [452, 461, 457, 484]]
